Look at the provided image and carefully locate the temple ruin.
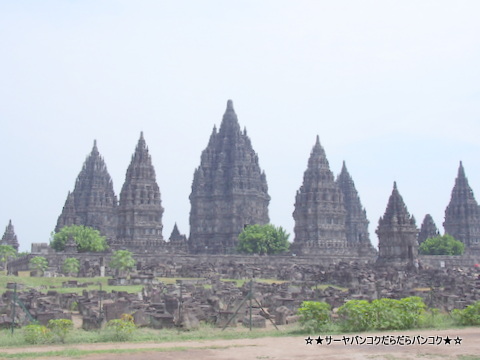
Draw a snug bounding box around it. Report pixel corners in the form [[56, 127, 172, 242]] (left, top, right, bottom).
[[188, 100, 270, 254]]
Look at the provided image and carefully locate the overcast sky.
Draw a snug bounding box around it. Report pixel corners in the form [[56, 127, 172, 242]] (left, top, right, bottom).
[[1, 1, 479, 252]]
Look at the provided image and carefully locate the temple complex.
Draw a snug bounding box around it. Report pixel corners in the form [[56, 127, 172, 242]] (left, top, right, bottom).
[[1, 220, 19, 251], [292, 136, 348, 253], [55, 141, 118, 243], [417, 214, 440, 244], [443, 162, 480, 248], [115, 132, 165, 252], [376, 182, 418, 267], [188, 100, 270, 254], [43, 101, 478, 264]]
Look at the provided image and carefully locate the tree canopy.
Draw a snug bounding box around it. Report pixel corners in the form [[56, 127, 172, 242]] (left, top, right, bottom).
[[109, 250, 136, 275], [236, 224, 290, 255], [51, 225, 108, 252], [0, 244, 17, 273], [29, 256, 49, 275], [419, 234, 465, 255]]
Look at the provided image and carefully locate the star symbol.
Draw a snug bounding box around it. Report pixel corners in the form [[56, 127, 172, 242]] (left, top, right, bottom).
[[305, 336, 313, 345], [444, 336, 451, 344], [316, 336, 324, 344], [454, 336, 462, 345]]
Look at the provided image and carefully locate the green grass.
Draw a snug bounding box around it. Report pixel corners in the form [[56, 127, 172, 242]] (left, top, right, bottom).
[[0, 275, 145, 295], [0, 322, 300, 348], [0, 275, 291, 295]]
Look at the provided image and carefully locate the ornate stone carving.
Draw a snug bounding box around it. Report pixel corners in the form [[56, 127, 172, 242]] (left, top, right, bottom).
[[116, 132, 165, 252], [189, 100, 270, 254]]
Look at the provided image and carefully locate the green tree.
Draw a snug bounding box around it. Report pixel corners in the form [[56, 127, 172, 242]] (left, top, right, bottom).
[[109, 250, 136, 276], [62, 257, 80, 276], [29, 256, 49, 276], [419, 234, 465, 255], [0, 244, 17, 273], [236, 224, 290, 255], [50, 225, 108, 252]]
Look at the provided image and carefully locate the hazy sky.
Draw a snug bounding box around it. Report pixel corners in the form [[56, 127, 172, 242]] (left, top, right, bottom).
[[1, 1, 479, 252]]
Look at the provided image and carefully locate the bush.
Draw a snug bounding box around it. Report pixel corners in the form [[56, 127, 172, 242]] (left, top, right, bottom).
[[23, 324, 53, 344], [47, 319, 73, 343], [104, 314, 136, 341], [338, 297, 426, 332], [338, 300, 373, 332], [452, 301, 480, 326], [297, 301, 331, 332]]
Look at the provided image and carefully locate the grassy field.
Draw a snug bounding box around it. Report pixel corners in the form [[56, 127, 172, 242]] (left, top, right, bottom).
[[0, 274, 293, 295]]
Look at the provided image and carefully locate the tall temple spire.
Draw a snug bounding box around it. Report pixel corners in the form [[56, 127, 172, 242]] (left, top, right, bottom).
[[55, 141, 117, 242], [292, 136, 347, 252], [443, 162, 480, 247], [116, 132, 164, 251], [1, 220, 19, 251], [189, 100, 270, 254], [376, 182, 418, 266], [336, 161, 371, 245]]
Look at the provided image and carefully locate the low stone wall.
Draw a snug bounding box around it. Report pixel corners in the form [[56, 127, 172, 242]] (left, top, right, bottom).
[[7, 247, 480, 280]]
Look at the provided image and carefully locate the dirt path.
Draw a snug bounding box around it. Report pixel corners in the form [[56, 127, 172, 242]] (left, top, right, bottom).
[[1, 327, 479, 360]]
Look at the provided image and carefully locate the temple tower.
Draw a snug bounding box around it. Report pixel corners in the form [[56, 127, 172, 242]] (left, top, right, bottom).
[[116, 132, 164, 252], [443, 162, 480, 248], [168, 223, 188, 253], [417, 214, 439, 244], [1, 220, 19, 251], [292, 136, 347, 252], [55, 140, 118, 242], [336, 161, 371, 244], [376, 182, 418, 266], [189, 100, 270, 254]]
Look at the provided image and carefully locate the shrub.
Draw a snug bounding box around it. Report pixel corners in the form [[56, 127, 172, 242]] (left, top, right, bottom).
[[23, 324, 53, 344], [338, 297, 426, 332], [452, 301, 480, 326], [104, 314, 136, 341], [297, 301, 331, 332], [338, 300, 372, 332], [47, 319, 73, 343]]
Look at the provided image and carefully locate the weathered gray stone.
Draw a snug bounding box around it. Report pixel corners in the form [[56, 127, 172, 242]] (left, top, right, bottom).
[[188, 100, 270, 254]]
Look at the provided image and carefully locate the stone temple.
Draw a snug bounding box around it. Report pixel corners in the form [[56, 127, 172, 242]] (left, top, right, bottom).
[[188, 100, 270, 254], [114, 132, 165, 252], [1, 220, 19, 251], [376, 182, 418, 267], [55, 140, 118, 243], [443, 162, 480, 249], [292, 137, 374, 256]]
